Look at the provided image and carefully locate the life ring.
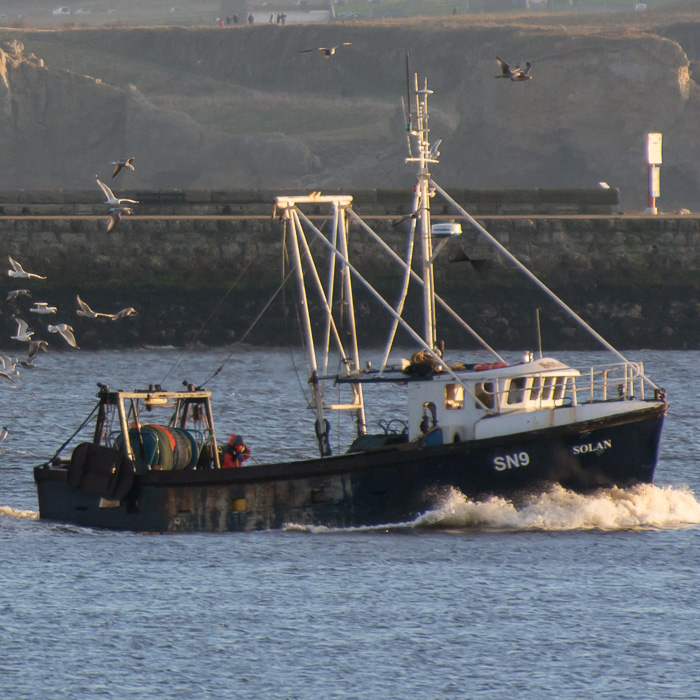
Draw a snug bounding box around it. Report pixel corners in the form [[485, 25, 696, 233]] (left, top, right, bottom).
[[474, 362, 510, 371]]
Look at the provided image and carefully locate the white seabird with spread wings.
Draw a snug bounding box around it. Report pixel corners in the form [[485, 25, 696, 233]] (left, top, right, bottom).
[[11, 318, 34, 342], [96, 176, 139, 207], [48, 323, 79, 349], [76, 295, 116, 319], [7, 257, 46, 280], [30, 302, 57, 315]]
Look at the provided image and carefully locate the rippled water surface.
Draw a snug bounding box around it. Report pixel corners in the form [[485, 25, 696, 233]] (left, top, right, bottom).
[[2, 348, 699, 698]]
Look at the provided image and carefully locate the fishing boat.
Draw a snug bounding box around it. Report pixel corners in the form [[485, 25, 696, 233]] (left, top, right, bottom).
[[33, 75, 668, 532]]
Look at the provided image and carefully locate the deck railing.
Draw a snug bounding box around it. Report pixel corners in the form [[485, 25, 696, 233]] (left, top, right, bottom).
[[475, 361, 652, 414]]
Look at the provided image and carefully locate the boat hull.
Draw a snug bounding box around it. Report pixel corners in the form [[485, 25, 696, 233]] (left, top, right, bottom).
[[34, 403, 666, 532]]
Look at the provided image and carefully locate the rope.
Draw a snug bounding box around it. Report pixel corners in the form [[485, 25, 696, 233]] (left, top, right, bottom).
[[160, 246, 263, 385], [41, 402, 100, 466], [198, 217, 327, 397]]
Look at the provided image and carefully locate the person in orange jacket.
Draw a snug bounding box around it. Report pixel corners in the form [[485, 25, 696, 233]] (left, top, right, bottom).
[[221, 434, 251, 468]]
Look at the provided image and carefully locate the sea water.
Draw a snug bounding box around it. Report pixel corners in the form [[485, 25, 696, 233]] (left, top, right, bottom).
[[1, 348, 699, 699]]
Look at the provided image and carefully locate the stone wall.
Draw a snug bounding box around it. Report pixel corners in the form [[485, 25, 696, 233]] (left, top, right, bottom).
[[0, 188, 621, 217], [0, 198, 698, 351]]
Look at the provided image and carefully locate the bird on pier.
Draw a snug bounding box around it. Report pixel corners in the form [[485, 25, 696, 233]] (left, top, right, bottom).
[[111, 157, 135, 179], [495, 56, 533, 82], [300, 43, 352, 59], [7, 257, 46, 280], [48, 324, 79, 349]]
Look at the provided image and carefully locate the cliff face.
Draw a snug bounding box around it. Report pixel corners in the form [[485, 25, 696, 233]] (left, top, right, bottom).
[[0, 36, 320, 190], [0, 18, 699, 209]]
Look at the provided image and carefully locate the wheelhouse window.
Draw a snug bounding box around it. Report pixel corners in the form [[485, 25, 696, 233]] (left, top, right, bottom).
[[529, 375, 542, 401], [506, 377, 527, 405], [553, 377, 568, 401], [542, 376, 555, 401], [445, 383, 464, 410], [475, 382, 495, 409]]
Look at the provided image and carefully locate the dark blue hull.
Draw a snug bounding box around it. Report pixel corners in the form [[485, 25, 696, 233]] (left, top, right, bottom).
[[34, 403, 666, 532]]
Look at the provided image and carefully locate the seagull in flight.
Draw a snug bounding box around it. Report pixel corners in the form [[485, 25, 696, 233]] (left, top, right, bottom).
[[106, 206, 134, 234], [6, 289, 31, 303], [76, 295, 116, 319], [11, 318, 34, 342], [48, 324, 79, 349], [111, 157, 135, 179], [7, 257, 46, 279], [96, 175, 139, 207], [112, 307, 138, 321], [27, 339, 49, 360], [29, 302, 57, 315], [301, 43, 352, 59], [495, 56, 533, 82]]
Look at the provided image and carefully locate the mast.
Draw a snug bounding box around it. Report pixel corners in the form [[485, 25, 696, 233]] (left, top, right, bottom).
[[284, 206, 331, 456], [406, 75, 438, 352], [277, 194, 365, 457]]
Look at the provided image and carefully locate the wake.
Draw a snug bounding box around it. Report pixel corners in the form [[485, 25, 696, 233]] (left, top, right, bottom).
[[285, 484, 700, 533], [7, 485, 698, 532], [416, 483, 700, 531], [0, 505, 38, 520]]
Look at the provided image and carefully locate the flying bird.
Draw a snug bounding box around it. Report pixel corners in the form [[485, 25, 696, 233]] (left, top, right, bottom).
[[0, 354, 16, 372], [27, 339, 49, 360], [106, 206, 133, 234], [6, 289, 31, 303], [76, 295, 116, 319], [111, 307, 138, 321], [301, 43, 352, 59], [11, 318, 34, 342], [495, 56, 533, 82], [29, 302, 57, 315], [96, 175, 139, 207], [111, 157, 135, 178], [48, 324, 79, 349], [7, 257, 46, 279]]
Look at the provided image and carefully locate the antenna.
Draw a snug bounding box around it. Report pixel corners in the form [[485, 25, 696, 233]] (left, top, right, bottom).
[[405, 52, 412, 133], [536, 307, 543, 358], [401, 96, 413, 159]]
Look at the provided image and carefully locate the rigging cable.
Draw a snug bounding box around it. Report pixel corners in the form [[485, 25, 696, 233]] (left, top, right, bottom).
[[197, 216, 328, 396], [160, 245, 263, 385], [40, 402, 100, 466]]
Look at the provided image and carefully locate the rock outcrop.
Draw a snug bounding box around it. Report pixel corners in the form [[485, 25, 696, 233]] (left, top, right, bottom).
[[0, 17, 699, 209]]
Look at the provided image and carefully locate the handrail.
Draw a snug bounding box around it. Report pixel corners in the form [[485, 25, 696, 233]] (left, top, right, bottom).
[[474, 361, 655, 415]]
